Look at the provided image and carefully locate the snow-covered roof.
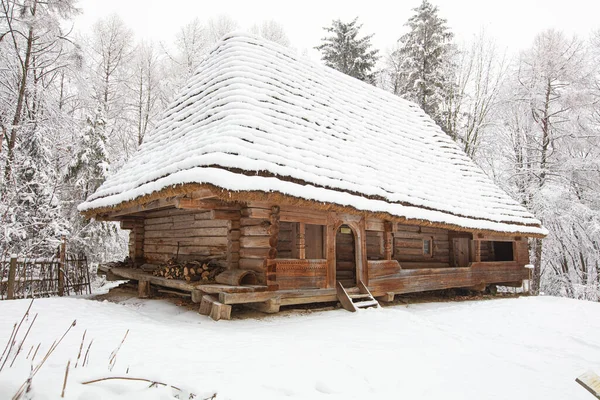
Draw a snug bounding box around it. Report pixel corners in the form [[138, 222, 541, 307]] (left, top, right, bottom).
[[79, 32, 546, 236]]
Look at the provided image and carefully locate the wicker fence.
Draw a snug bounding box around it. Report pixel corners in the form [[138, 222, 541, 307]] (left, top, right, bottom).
[[0, 254, 91, 300]]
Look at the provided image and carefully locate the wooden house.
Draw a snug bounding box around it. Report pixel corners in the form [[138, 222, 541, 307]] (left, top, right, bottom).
[[81, 33, 547, 320]]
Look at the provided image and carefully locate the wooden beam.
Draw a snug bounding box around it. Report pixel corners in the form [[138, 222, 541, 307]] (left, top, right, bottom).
[[98, 197, 180, 220], [297, 222, 306, 259], [219, 291, 279, 305], [175, 198, 239, 210], [376, 292, 395, 303], [245, 297, 281, 313], [474, 234, 526, 242], [470, 240, 481, 263], [384, 221, 393, 260], [138, 280, 152, 298]]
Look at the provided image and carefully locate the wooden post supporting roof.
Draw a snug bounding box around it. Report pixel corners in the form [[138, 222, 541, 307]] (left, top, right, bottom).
[[384, 221, 393, 261], [266, 206, 280, 291]]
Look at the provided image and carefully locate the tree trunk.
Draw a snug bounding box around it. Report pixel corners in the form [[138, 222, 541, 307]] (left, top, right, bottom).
[[4, 3, 36, 184], [531, 237, 543, 295]]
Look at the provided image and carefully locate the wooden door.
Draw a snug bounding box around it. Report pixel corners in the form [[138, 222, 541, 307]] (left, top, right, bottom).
[[336, 225, 356, 287], [452, 238, 470, 267]]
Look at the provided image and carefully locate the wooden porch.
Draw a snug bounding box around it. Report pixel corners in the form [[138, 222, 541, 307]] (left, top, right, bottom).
[[99, 260, 529, 320]]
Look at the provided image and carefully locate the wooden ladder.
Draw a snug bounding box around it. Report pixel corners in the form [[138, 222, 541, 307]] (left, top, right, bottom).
[[336, 280, 380, 312]]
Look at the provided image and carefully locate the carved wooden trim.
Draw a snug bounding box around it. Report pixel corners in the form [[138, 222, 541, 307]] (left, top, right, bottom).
[[275, 259, 327, 271]]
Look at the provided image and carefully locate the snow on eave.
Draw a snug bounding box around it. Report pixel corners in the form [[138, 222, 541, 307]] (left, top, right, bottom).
[[80, 167, 548, 237]]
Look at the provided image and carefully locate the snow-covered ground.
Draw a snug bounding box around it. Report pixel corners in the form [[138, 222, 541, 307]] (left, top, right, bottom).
[[0, 294, 599, 400]]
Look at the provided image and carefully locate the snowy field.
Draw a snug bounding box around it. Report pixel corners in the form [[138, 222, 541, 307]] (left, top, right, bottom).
[[1, 293, 599, 400]]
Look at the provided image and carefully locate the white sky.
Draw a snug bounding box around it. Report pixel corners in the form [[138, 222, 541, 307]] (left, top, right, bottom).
[[74, 0, 599, 58]]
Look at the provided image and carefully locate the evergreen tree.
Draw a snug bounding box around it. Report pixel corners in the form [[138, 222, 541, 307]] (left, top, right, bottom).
[[66, 106, 109, 199], [315, 17, 379, 83], [392, 0, 455, 128], [64, 105, 125, 261]]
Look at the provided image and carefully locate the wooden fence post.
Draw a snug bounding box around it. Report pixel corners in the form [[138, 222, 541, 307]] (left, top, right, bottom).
[[7, 255, 17, 300], [58, 237, 66, 297]]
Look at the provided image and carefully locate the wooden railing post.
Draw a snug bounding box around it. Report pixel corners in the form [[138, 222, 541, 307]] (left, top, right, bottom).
[[7, 255, 17, 300], [58, 237, 66, 297]]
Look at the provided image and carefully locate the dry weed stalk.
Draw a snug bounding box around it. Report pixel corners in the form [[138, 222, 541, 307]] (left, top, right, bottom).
[[74, 330, 86, 368], [82, 339, 93, 367], [81, 376, 207, 398], [61, 360, 70, 398], [108, 329, 129, 371], [10, 313, 37, 367], [12, 320, 76, 400], [0, 299, 34, 371]]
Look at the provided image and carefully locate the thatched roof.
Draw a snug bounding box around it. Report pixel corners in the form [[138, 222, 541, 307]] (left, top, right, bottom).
[[79, 33, 546, 236]]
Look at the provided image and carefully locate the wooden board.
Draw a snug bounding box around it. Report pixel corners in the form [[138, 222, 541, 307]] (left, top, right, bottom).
[[368, 262, 528, 295]]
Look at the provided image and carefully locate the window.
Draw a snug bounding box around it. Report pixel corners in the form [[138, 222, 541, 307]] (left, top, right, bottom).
[[423, 237, 433, 257], [492, 241, 514, 261], [480, 241, 514, 262]]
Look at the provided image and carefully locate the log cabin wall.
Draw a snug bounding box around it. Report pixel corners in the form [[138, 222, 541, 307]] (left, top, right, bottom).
[[142, 208, 233, 267], [239, 205, 273, 285], [392, 224, 450, 269]]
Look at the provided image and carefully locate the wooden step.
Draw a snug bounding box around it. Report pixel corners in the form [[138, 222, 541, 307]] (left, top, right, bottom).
[[354, 300, 379, 309], [349, 293, 371, 300], [336, 281, 380, 312]]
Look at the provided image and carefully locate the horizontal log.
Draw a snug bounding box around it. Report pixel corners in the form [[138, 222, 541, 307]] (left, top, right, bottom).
[[366, 219, 385, 231], [144, 236, 228, 246], [241, 208, 271, 219], [120, 219, 143, 230], [474, 234, 525, 242], [277, 276, 327, 290], [143, 244, 226, 255], [211, 210, 240, 220], [396, 224, 421, 232], [144, 219, 229, 231], [240, 218, 266, 227], [176, 198, 240, 210], [279, 211, 327, 225], [245, 297, 281, 313], [395, 254, 449, 263], [145, 227, 228, 238], [394, 232, 448, 241], [108, 268, 195, 291], [368, 264, 528, 295], [240, 248, 270, 259], [399, 262, 451, 269], [240, 225, 276, 236], [215, 269, 258, 285], [240, 236, 271, 248], [239, 258, 266, 271], [142, 208, 190, 218], [368, 260, 402, 278], [219, 291, 279, 305], [394, 239, 423, 248], [336, 261, 356, 270]]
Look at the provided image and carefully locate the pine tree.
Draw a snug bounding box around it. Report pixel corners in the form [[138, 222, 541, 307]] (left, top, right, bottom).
[[66, 105, 109, 199], [392, 0, 455, 128], [64, 105, 125, 261], [315, 17, 379, 83]]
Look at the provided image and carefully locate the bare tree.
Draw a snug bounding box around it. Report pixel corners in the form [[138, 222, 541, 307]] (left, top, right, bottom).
[[250, 20, 290, 47], [129, 41, 164, 146], [442, 30, 507, 158]]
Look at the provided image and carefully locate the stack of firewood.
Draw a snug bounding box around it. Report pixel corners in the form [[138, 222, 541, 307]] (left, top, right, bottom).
[[152, 258, 224, 282]]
